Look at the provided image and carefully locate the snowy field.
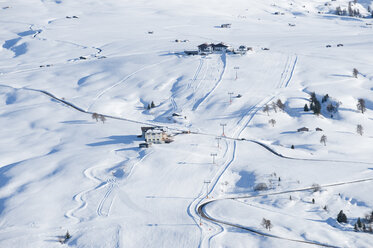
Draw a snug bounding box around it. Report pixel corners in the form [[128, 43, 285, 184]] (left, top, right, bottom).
[[1, 0, 373, 247]]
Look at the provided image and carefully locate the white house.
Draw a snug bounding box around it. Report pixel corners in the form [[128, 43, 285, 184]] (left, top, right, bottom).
[[145, 128, 170, 144]]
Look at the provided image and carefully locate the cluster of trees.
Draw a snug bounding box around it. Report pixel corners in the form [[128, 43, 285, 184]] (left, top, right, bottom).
[[263, 99, 285, 116], [92, 113, 106, 123], [337, 210, 373, 232], [335, 1, 373, 18], [147, 101, 156, 110], [354, 211, 373, 233], [304, 92, 322, 115], [304, 92, 341, 117]]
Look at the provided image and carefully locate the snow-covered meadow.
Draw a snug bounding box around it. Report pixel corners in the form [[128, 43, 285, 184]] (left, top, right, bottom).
[[1, 0, 373, 247]]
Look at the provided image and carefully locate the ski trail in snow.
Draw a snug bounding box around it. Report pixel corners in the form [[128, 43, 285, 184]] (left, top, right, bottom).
[[192, 53, 226, 111], [87, 58, 174, 112]]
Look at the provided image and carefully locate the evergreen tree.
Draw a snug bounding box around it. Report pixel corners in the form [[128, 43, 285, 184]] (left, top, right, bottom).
[[151, 101, 155, 108], [357, 217, 362, 228], [337, 210, 347, 223], [314, 100, 321, 115], [304, 104, 309, 112], [147, 104, 151, 110], [276, 99, 285, 111]]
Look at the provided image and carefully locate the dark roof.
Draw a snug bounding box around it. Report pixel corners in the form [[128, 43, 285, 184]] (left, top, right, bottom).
[[198, 43, 212, 49], [212, 42, 229, 48], [141, 127, 154, 132]]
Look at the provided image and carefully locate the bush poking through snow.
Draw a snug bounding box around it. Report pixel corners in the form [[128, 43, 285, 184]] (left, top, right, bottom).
[[261, 218, 273, 231], [254, 183, 268, 191], [337, 210, 348, 223]]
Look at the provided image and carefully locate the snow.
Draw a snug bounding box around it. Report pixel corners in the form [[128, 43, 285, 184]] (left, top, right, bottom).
[[1, 0, 373, 247]]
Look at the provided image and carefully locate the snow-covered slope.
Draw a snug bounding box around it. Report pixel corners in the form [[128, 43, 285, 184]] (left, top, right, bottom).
[[1, 0, 373, 247]]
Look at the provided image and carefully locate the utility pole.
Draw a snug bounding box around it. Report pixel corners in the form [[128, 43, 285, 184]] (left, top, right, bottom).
[[220, 123, 227, 136], [215, 137, 221, 148], [204, 180, 211, 199], [228, 92, 234, 104], [210, 153, 217, 164], [234, 66, 239, 80]]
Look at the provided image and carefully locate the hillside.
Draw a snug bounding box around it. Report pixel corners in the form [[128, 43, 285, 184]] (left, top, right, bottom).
[[1, 0, 373, 247]]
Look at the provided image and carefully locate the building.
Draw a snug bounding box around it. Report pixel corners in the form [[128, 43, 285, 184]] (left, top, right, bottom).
[[221, 23, 231, 28], [212, 42, 231, 52], [297, 127, 309, 132], [198, 43, 213, 54], [141, 126, 155, 138], [197, 42, 232, 54], [145, 128, 172, 144]]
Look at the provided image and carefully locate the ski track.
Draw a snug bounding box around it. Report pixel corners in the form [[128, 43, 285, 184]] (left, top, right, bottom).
[[87, 58, 174, 112], [192, 53, 226, 111]]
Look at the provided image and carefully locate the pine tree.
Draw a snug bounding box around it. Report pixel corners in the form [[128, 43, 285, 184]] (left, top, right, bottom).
[[276, 99, 285, 111], [151, 101, 155, 108], [357, 217, 362, 228], [337, 210, 347, 223], [314, 100, 321, 115], [147, 104, 151, 110], [304, 104, 309, 112], [322, 94, 329, 103]]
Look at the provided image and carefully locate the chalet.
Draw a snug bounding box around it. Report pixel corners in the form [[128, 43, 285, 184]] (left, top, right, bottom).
[[221, 23, 231, 28], [297, 127, 309, 132], [315, 127, 323, 131], [235, 45, 248, 54], [198, 43, 213, 54], [212, 42, 231, 52], [141, 126, 155, 138]]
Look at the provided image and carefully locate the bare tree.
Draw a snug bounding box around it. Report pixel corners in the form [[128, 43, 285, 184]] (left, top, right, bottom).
[[92, 113, 99, 122], [353, 68, 359, 78], [268, 119, 276, 127], [320, 135, 327, 146], [271, 102, 277, 113], [263, 104, 270, 116], [99, 115, 106, 124], [357, 124, 363, 136], [357, 98, 366, 114], [261, 218, 273, 231]]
